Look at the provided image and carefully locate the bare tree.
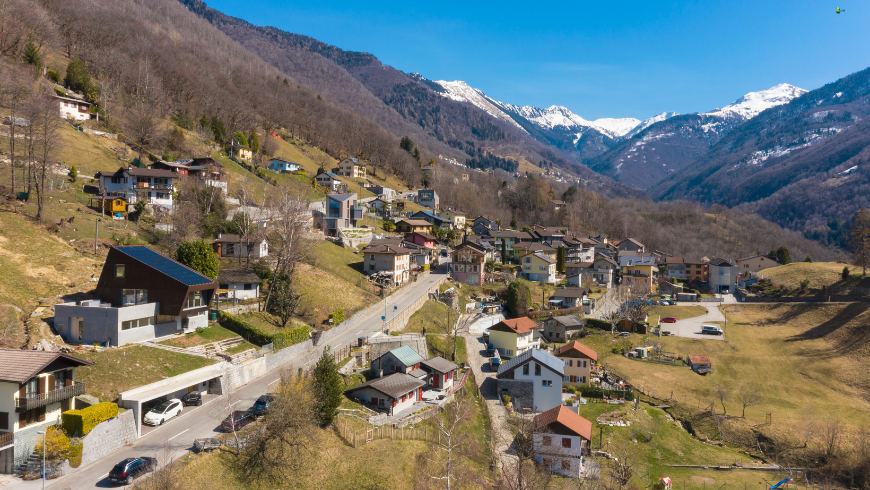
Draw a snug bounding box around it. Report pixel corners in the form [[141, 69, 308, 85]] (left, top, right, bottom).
[[263, 183, 312, 313], [416, 390, 478, 490], [714, 382, 731, 416], [606, 441, 635, 490], [598, 286, 633, 334], [232, 183, 258, 267], [25, 90, 62, 220], [738, 383, 763, 418], [498, 413, 552, 490], [0, 64, 32, 194], [132, 441, 181, 490]]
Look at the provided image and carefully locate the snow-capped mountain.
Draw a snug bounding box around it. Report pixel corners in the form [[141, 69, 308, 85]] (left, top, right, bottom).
[[625, 112, 680, 138], [433, 80, 527, 131], [703, 83, 807, 121]]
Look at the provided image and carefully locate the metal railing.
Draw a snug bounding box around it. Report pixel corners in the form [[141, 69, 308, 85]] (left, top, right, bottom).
[[16, 382, 85, 412], [0, 432, 13, 449]]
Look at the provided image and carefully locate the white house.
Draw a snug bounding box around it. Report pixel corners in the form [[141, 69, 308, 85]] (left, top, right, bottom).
[[533, 405, 598, 479], [344, 373, 425, 416], [54, 95, 92, 121], [213, 234, 269, 259], [268, 158, 300, 173], [315, 172, 346, 193], [522, 252, 557, 284], [362, 244, 411, 285], [94, 167, 177, 210], [338, 158, 366, 178], [496, 349, 564, 413], [216, 269, 261, 301], [708, 258, 738, 293]]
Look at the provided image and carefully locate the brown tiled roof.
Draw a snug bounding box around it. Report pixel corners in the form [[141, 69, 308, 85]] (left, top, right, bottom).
[[551, 287, 589, 299], [406, 232, 436, 240], [490, 317, 538, 335], [665, 257, 684, 265], [217, 269, 262, 284], [345, 373, 424, 399], [363, 244, 413, 255], [554, 341, 598, 362], [0, 349, 93, 383], [126, 168, 178, 179], [687, 355, 711, 365], [421, 356, 458, 374], [534, 405, 592, 441], [397, 219, 432, 227]]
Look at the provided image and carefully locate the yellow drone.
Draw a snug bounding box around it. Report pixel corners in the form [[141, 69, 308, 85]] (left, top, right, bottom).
[[835, 6, 845, 13]]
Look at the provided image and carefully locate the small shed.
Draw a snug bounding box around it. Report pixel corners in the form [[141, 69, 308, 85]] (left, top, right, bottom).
[[676, 292, 698, 302], [687, 355, 712, 374]]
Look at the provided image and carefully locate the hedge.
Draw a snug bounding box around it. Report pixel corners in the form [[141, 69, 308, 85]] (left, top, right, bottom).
[[422, 264, 430, 272], [577, 385, 634, 401], [329, 309, 345, 325], [585, 318, 611, 330], [62, 402, 118, 436], [220, 312, 310, 350]]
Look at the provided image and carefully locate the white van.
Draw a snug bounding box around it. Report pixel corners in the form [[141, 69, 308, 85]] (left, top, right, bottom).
[[701, 324, 723, 335]]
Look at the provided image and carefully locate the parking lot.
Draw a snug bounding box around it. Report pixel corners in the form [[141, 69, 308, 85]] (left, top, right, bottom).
[[659, 302, 728, 340], [139, 394, 221, 437]]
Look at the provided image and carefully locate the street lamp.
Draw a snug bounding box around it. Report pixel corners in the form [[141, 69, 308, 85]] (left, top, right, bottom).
[[36, 430, 46, 490]]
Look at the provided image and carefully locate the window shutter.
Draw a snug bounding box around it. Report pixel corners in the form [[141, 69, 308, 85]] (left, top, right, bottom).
[[19, 412, 27, 429], [0, 412, 7, 431], [48, 374, 56, 392], [38, 407, 46, 422], [66, 370, 73, 386], [37, 377, 44, 395]]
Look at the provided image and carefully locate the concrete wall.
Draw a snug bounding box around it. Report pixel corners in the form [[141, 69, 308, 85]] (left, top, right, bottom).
[[54, 302, 166, 346], [80, 410, 136, 467], [221, 358, 267, 393]]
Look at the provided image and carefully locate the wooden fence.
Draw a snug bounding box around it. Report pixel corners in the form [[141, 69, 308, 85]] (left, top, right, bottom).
[[334, 420, 444, 448]]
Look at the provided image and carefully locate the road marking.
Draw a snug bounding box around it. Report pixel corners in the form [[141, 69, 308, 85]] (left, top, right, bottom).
[[168, 429, 189, 441], [230, 399, 243, 407], [100, 473, 109, 479]]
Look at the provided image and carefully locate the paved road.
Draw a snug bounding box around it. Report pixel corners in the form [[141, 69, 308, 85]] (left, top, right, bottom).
[[31, 266, 448, 490], [659, 299, 730, 340]]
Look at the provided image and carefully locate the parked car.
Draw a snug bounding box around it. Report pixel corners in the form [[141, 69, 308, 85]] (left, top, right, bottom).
[[485, 343, 496, 357], [250, 394, 275, 417], [108, 457, 157, 485], [221, 410, 255, 432], [181, 391, 202, 406], [489, 357, 501, 371], [701, 324, 724, 335], [661, 317, 677, 324], [143, 399, 182, 426], [664, 300, 676, 305]]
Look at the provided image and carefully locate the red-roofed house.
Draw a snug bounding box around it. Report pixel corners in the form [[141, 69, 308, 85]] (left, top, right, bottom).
[[533, 405, 598, 479], [404, 232, 435, 249], [553, 341, 598, 385], [489, 317, 540, 358]]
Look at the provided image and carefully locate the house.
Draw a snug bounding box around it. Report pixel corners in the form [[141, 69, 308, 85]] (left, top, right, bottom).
[[489, 317, 541, 358], [368, 197, 392, 215], [561, 238, 596, 263], [152, 158, 228, 194], [411, 210, 453, 229], [395, 219, 432, 235], [418, 189, 439, 210], [405, 232, 435, 249], [315, 172, 347, 193], [532, 405, 597, 479], [541, 315, 586, 343], [268, 158, 300, 173], [0, 350, 94, 473], [325, 193, 363, 236], [439, 210, 466, 231], [553, 341, 597, 385], [496, 348, 563, 412], [664, 257, 686, 280], [471, 216, 498, 235], [683, 258, 708, 282], [450, 241, 487, 286], [548, 288, 590, 309], [550, 199, 567, 212], [708, 258, 738, 293], [737, 255, 780, 275], [566, 254, 618, 288], [216, 269, 261, 301], [344, 373, 425, 415], [522, 253, 557, 284], [53, 246, 217, 346], [338, 158, 366, 178], [615, 238, 645, 256], [687, 355, 712, 374], [54, 95, 92, 121], [619, 256, 658, 292], [236, 145, 253, 161], [213, 234, 269, 259], [420, 357, 459, 391], [365, 185, 395, 200], [94, 168, 177, 211], [363, 244, 412, 285], [489, 230, 529, 262], [372, 346, 425, 376]]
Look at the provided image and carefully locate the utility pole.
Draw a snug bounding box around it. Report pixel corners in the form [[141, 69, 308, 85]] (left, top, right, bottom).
[[94, 218, 99, 254]]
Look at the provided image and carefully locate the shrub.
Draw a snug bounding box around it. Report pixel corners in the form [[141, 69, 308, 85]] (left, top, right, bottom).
[[382, 221, 396, 232], [843, 266, 851, 281], [68, 440, 83, 468], [585, 318, 610, 330], [174, 240, 219, 280], [272, 325, 309, 350], [68, 165, 78, 182], [502, 394, 511, 406], [35, 426, 70, 462], [329, 309, 345, 325], [799, 279, 810, 291], [46, 69, 60, 83], [422, 264, 430, 271], [62, 402, 118, 436]]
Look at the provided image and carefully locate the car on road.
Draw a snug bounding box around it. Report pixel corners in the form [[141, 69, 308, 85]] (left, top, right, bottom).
[[143, 399, 182, 426], [108, 456, 157, 485], [221, 410, 255, 432], [250, 394, 275, 417], [701, 324, 724, 335], [489, 357, 501, 371], [181, 391, 202, 406], [661, 317, 677, 323]]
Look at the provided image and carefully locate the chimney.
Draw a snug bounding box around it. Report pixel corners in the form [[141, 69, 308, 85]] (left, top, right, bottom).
[[377, 369, 383, 379]]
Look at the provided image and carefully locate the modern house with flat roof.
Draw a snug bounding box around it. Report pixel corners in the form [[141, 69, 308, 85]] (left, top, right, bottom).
[[54, 246, 217, 346], [325, 193, 363, 236]]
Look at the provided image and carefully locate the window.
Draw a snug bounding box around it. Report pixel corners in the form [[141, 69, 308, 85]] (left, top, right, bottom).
[[542, 380, 552, 387], [122, 320, 134, 330], [564, 375, 570, 382], [186, 291, 204, 309], [54, 370, 69, 390], [565, 359, 572, 367], [535, 363, 541, 376], [561, 460, 571, 470], [524, 257, 531, 264], [522, 364, 529, 375], [114, 264, 125, 278], [561, 438, 572, 448], [539, 266, 546, 271], [156, 315, 174, 324], [542, 435, 552, 446], [370, 264, 375, 271]]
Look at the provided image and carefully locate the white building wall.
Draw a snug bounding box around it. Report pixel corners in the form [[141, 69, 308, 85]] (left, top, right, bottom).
[[510, 361, 563, 412]]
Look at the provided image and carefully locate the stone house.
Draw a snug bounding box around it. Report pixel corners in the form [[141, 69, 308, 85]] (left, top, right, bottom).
[[541, 315, 586, 343]]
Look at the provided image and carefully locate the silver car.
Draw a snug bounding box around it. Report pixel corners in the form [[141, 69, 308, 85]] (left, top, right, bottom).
[[143, 399, 182, 426]]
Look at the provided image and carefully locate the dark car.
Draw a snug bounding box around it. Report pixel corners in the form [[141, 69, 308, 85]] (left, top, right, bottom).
[[221, 410, 254, 432], [661, 317, 677, 324], [181, 391, 202, 406], [108, 457, 157, 485], [250, 394, 275, 417]]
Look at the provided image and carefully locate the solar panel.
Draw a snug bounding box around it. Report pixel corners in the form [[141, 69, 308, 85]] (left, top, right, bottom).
[[115, 246, 214, 286]]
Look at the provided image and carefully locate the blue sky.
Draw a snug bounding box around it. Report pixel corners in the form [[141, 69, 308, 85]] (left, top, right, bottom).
[[205, 0, 870, 120]]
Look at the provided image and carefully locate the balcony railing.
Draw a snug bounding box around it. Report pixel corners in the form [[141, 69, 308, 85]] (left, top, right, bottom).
[[16, 382, 85, 412], [0, 432, 13, 449]]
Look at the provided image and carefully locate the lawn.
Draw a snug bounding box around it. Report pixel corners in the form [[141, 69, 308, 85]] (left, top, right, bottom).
[[759, 261, 862, 289], [310, 240, 366, 286], [294, 262, 379, 325], [73, 345, 216, 402], [158, 325, 257, 352], [403, 301, 459, 334], [234, 311, 309, 337], [426, 335, 467, 365], [648, 305, 709, 321]]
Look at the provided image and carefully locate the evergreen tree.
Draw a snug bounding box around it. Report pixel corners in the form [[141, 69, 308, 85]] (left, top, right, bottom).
[[64, 57, 97, 101], [174, 240, 219, 280], [267, 273, 301, 328], [506, 281, 531, 316], [848, 207, 870, 276], [412, 147, 421, 164], [510, 216, 517, 229], [249, 130, 260, 153], [843, 266, 851, 281], [561, 185, 578, 203], [233, 131, 249, 147], [313, 346, 344, 426], [400, 136, 415, 153], [22, 35, 43, 72], [556, 246, 566, 274], [500, 240, 507, 264], [803, 256, 813, 263], [68, 166, 78, 182], [775, 247, 792, 265]]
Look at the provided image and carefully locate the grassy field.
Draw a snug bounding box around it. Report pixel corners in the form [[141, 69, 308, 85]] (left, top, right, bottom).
[[759, 261, 863, 289], [234, 311, 309, 337], [294, 262, 379, 326], [426, 335, 467, 365], [158, 325, 258, 352], [310, 240, 366, 286], [648, 305, 709, 321], [403, 301, 458, 334], [589, 303, 870, 433], [73, 345, 216, 402]]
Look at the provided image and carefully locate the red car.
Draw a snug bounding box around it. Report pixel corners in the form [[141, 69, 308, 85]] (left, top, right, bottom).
[[662, 317, 677, 323]]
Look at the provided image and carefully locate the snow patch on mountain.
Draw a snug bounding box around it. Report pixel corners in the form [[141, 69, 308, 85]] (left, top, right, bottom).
[[625, 112, 679, 138], [704, 83, 806, 121], [433, 80, 527, 132]]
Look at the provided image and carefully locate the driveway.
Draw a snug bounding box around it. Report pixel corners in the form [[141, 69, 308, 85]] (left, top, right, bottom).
[[659, 302, 728, 340]]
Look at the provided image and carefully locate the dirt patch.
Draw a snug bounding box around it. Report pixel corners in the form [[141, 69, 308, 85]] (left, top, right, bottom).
[[691, 475, 717, 485]]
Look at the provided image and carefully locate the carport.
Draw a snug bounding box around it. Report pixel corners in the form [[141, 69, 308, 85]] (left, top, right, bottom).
[[119, 363, 224, 438]]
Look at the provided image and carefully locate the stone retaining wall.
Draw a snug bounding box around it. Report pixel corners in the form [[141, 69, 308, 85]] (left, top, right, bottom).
[[80, 410, 136, 467]]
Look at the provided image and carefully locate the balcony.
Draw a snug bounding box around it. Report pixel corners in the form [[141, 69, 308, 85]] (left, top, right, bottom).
[[135, 184, 173, 192], [16, 382, 85, 412], [0, 432, 12, 450]]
